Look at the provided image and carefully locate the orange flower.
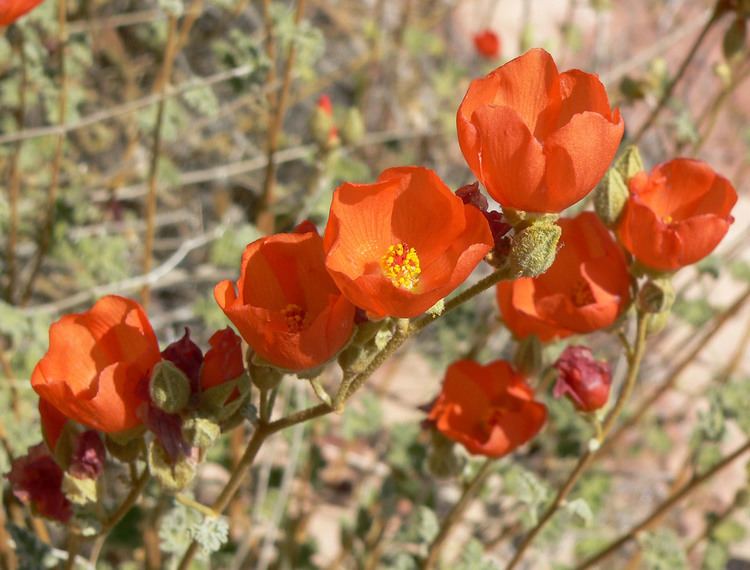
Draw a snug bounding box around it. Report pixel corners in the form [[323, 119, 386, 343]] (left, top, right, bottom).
[[497, 212, 631, 341], [473, 29, 501, 59], [39, 398, 68, 452], [214, 225, 355, 371], [323, 166, 493, 318], [456, 48, 624, 213], [31, 296, 161, 434], [428, 360, 547, 457], [0, 0, 45, 25], [616, 158, 737, 272]]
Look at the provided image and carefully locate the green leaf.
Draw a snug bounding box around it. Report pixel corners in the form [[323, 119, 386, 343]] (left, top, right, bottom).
[[191, 515, 229, 554], [565, 498, 594, 527], [712, 519, 746, 545], [673, 298, 716, 328], [641, 529, 688, 570], [503, 465, 550, 526]]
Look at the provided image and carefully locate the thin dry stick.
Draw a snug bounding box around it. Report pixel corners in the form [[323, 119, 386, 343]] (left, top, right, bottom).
[[601, 283, 750, 457], [4, 31, 28, 303], [0, 343, 20, 419], [576, 439, 750, 569], [256, 0, 307, 233], [631, 4, 723, 144], [140, 15, 179, 309], [504, 314, 651, 570], [422, 459, 495, 570], [21, 0, 69, 305]]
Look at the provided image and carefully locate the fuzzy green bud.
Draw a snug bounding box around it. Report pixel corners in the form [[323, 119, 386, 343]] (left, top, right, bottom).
[[638, 277, 675, 314], [614, 145, 645, 182], [62, 472, 98, 505], [509, 218, 561, 278], [147, 441, 196, 492], [341, 107, 365, 145], [182, 416, 221, 450], [513, 335, 543, 377], [248, 362, 283, 391], [149, 361, 191, 414], [646, 310, 670, 336], [594, 169, 628, 227], [426, 431, 464, 479]]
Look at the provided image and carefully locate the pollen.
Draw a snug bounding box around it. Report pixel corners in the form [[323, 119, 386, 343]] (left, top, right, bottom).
[[281, 304, 306, 333], [662, 214, 673, 224], [381, 242, 421, 290]]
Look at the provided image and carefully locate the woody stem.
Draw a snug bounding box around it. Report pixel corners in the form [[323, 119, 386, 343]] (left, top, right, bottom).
[[503, 312, 650, 570], [423, 458, 495, 570]]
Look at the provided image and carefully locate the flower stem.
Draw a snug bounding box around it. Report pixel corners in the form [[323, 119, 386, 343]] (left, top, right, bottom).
[[175, 265, 512, 569], [423, 458, 495, 570], [504, 313, 650, 570], [576, 438, 750, 569]]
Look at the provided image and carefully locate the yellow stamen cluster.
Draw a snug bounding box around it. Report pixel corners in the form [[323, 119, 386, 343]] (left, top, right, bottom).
[[571, 278, 595, 307], [281, 304, 306, 333], [381, 243, 421, 290]]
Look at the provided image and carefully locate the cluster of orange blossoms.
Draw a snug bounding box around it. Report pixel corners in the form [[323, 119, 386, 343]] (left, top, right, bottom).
[[8, 48, 738, 520]]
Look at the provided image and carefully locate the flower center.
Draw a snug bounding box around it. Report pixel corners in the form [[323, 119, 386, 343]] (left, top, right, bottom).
[[281, 304, 306, 333], [662, 214, 673, 224], [571, 278, 596, 307], [381, 242, 421, 290]]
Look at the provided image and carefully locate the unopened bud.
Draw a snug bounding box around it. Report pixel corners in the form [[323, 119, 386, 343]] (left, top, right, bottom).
[[427, 430, 464, 479], [341, 107, 365, 145], [149, 361, 191, 414], [594, 169, 628, 227], [553, 346, 612, 413], [248, 361, 283, 391], [147, 441, 196, 492], [182, 416, 221, 450], [509, 218, 561, 278], [614, 145, 645, 182], [311, 95, 339, 150], [646, 310, 670, 336], [105, 434, 144, 463], [638, 277, 675, 314], [513, 336, 543, 377]]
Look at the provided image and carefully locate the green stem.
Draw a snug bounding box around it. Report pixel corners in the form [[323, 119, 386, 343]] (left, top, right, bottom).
[[504, 313, 650, 570], [422, 459, 495, 570], [175, 265, 513, 569]]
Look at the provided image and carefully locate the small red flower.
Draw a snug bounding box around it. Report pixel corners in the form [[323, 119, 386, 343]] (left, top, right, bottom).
[[473, 29, 501, 59], [497, 212, 631, 342], [457, 48, 624, 213], [616, 158, 737, 272], [6, 443, 72, 522], [200, 327, 244, 391], [0, 0, 45, 26], [427, 360, 547, 457], [553, 346, 611, 412], [214, 225, 355, 371], [31, 296, 161, 434], [323, 166, 493, 318]]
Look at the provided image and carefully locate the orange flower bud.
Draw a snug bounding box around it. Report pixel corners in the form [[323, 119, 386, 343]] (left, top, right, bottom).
[[31, 296, 161, 434], [214, 225, 356, 371], [497, 212, 631, 341], [323, 166, 493, 318], [427, 360, 547, 458], [457, 48, 624, 213], [0, 0, 45, 25], [473, 29, 501, 59], [616, 158, 737, 272]]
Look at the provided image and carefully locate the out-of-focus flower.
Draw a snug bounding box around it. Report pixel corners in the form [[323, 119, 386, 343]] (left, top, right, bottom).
[[324, 166, 493, 318], [6, 443, 72, 522], [457, 48, 624, 213], [473, 29, 501, 59], [616, 158, 737, 272], [31, 296, 161, 434], [0, 0, 45, 26], [497, 212, 631, 341], [214, 224, 355, 371], [553, 346, 611, 412], [427, 360, 547, 457]]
